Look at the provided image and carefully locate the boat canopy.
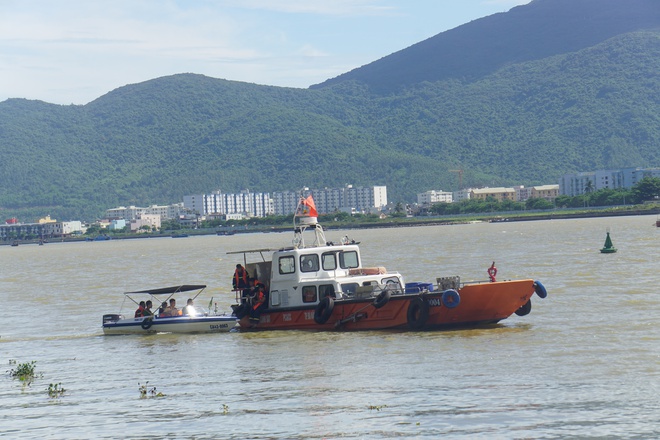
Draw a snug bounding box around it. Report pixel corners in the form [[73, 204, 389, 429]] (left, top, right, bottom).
[[125, 285, 206, 295]]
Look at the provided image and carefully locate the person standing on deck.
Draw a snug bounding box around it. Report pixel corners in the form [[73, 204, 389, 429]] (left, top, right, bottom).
[[233, 264, 249, 292]]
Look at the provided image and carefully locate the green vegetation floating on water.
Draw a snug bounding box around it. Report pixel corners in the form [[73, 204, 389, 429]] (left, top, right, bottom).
[[7, 360, 41, 383]]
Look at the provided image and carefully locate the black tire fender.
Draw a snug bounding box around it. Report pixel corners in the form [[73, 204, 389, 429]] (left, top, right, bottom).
[[314, 297, 335, 324], [515, 299, 532, 316], [373, 289, 391, 309], [407, 297, 429, 330], [141, 316, 153, 330]]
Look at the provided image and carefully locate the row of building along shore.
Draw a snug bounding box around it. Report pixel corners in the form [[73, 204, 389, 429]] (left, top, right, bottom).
[[2, 167, 659, 241]]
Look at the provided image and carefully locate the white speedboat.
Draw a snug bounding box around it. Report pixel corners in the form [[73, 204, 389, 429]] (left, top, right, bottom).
[[102, 284, 238, 335]]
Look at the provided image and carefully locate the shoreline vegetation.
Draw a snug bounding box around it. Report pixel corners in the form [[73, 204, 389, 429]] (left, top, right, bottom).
[[4, 204, 659, 246]]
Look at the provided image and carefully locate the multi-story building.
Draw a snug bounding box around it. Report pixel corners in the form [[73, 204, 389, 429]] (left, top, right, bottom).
[[105, 206, 145, 220], [560, 167, 660, 196], [515, 185, 560, 202], [0, 220, 83, 240], [272, 185, 387, 215], [470, 187, 516, 202], [417, 190, 453, 205], [272, 190, 304, 217], [530, 185, 560, 201], [105, 204, 183, 221], [183, 190, 274, 218], [130, 214, 161, 233], [452, 188, 473, 203]]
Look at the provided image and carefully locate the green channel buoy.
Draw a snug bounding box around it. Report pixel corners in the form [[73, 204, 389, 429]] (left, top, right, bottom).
[[600, 231, 617, 254]]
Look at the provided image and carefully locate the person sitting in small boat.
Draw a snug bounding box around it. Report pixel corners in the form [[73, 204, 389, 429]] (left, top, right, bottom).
[[162, 298, 179, 317], [134, 301, 146, 318], [143, 300, 154, 316], [158, 301, 167, 316], [182, 298, 197, 316]]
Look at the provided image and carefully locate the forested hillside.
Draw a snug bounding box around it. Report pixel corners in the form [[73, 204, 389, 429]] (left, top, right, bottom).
[[1, 0, 659, 221]]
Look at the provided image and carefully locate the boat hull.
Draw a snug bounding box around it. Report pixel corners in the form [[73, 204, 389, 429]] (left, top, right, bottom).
[[238, 279, 537, 331], [103, 315, 238, 335]]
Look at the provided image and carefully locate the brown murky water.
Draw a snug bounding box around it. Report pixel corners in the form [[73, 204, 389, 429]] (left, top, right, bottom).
[[1, 215, 658, 439]]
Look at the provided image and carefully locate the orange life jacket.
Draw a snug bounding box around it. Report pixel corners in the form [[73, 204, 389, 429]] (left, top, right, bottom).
[[234, 267, 248, 288], [252, 290, 265, 310]]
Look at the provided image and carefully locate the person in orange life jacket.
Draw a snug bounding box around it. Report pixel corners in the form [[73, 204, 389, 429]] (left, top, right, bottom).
[[238, 275, 260, 307], [232, 264, 249, 292], [134, 301, 146, 318], [244, 277, 261, 300], [249, 283, 266, 323]]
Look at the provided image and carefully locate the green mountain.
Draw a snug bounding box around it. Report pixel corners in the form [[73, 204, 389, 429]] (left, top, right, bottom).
[[1, 0, 659, 221]]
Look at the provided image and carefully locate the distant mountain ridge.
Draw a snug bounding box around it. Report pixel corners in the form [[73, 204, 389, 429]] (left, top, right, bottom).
[[312, 0, 660, 92], [1, 0, 659, 221]]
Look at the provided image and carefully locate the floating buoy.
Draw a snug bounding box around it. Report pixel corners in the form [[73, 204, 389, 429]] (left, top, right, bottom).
[[600, 231, 617, 254]]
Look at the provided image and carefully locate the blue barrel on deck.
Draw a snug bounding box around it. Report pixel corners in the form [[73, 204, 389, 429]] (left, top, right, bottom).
[[405, 282, 434, 294]]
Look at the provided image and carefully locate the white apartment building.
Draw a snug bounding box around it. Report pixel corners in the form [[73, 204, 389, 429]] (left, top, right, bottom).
[[105, 204, 183, 221], [452, 189, 473, 203], [183, 190, 274, 218], [417, 190, 453, 205], [560, 167, 660, 196], [272, 185, 388, 215], [0, 220, 83, 239]]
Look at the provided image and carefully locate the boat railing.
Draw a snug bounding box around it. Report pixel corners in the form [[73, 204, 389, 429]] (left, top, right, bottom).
[[233, 288, 249, 304], [342, 282, 404, 299]]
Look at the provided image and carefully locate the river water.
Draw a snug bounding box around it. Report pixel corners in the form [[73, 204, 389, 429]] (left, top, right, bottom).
[[1, 215, 658, 439]]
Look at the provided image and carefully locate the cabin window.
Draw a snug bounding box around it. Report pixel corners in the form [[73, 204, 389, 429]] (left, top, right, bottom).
[[319, 284, 336, 298], [340, 283, 359, 297], [302, 285, 317, 303], [339, 250, 359, 269], [322, 252, 337, 270], [278, 256, 295, 274], [300, 254, 319, 272]]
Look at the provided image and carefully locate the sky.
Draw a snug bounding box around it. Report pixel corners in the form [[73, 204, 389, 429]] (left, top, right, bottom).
[[0, 0, 532, 105]]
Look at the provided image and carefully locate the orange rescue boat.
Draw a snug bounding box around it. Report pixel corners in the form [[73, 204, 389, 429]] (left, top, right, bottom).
[[230, 195, 547, 331]]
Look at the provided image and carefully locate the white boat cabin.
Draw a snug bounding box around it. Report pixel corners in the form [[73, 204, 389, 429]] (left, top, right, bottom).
[[237, 222, 405, 310], [230, 209, 405, 309]]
